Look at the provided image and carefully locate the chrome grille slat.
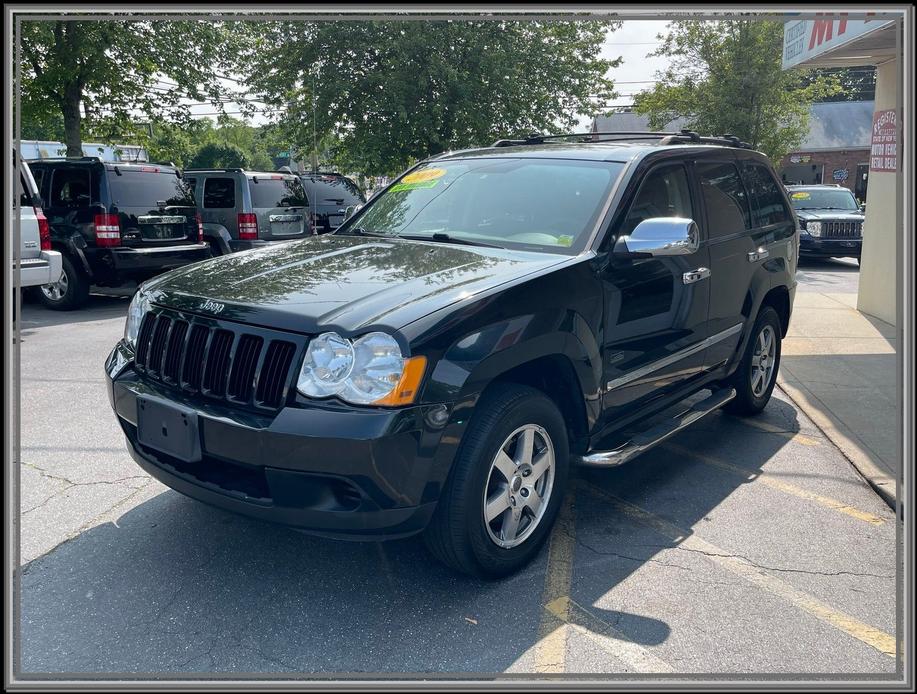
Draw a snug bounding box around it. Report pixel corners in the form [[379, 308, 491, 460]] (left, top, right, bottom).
[[822, 220, 862, 239]]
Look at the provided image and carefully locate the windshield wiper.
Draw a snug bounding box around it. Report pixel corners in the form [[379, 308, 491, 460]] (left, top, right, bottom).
[[397, 232, 503, 249], [336, 227, 391, 237]]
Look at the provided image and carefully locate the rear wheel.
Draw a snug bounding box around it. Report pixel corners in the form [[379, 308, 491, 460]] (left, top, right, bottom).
[[725, 306, 782, 416], [423, 384, 569, 578], [37, 254, 90, 311]]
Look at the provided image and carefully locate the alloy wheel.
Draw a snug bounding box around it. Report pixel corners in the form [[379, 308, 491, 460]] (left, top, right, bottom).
[[40, 269, 68, 302], [482, 424, 555, 549], [751, 324, 777, 397]]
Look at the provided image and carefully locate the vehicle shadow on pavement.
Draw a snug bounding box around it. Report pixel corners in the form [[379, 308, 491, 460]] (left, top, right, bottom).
[[19, 398, 804, 675], [18, 292, 132, 333]]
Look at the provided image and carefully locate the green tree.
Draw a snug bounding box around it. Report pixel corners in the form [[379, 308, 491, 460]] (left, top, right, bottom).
[[237, 20, 620, 176], [189, 141, 250, 169], [801, 66, 876, 103], [634, 20, 839, 161], [18, 18, 240, 156]]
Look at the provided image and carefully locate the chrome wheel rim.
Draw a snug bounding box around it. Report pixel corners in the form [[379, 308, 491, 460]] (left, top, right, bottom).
[[483, 424, 555, 549], [751, 324, 777, 397], [40, 269, 68, 301]]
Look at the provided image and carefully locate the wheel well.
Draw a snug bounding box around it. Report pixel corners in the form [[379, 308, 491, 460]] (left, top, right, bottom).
[[760, 286, 791, 337], [489, 354, 589, 453]]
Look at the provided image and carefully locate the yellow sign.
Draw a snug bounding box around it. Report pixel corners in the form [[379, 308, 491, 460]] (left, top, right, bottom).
[[791, 192, 811, 200], [401, 168, 446, 184]]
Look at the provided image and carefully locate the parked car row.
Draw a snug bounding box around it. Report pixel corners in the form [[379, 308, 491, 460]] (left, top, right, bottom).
[[16, 156, 365, 310]]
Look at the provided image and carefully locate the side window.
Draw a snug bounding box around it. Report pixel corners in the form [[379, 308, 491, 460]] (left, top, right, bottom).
[[743, 163, 791, 227], [203, 177, 235, 208], [621, 164, 694, 236], [696, 161, 751, 238], [49, 168, 92, 209], [18, 172, 33, 207], [185, 177, 197, 196]]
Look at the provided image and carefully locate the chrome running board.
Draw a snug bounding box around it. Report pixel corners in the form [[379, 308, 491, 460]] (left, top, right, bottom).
[[577, 388, 736, 467]]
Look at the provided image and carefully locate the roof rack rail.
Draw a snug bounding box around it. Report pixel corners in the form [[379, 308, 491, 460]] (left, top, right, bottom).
[[491, 129, 754, 150], [184, 167, 246, 173], [25, 155, 104, 162]]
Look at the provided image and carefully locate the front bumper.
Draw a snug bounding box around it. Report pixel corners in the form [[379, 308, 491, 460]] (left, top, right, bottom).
[[105, 342, 459, 540], [799, 234, 861, 258]]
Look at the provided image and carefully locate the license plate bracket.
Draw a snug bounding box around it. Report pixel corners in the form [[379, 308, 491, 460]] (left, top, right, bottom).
[[137, 397, 201, 463]]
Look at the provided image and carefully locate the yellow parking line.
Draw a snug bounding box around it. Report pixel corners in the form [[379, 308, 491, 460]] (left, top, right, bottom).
[[735, 417, 820, 446], [665, 443, 886, 526], [545, 596, 675, 673], [533, 489, 576, 674], [582, 483, 896, 658]]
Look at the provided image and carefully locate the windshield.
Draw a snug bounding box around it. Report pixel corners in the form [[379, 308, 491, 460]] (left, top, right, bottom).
[[788, 188, 859, 211], [248, 176, 307, 208], [344, 158, 623, 253], [109, 169, 194, 208]]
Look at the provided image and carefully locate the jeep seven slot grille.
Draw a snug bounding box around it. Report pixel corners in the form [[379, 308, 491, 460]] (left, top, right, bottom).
[[134, 311, 299, 410], [822, 220, 862, 239]]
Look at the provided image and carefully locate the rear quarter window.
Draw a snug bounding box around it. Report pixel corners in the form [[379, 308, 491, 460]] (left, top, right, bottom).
[[697, 161, 751, 237], [742, 163, 792, 227]]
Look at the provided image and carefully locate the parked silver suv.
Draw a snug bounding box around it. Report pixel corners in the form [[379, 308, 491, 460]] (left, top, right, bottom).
[[15, 157, 61, 289], [183, 169, 310, 255]]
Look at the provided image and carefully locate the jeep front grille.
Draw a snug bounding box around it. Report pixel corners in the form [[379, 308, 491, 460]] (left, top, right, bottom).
[[822, 220, 862, 238], [134, 310, 299, 410]]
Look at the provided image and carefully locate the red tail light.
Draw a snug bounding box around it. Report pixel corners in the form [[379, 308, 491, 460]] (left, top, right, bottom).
[[238, 212, 258, 240], [195, 212, 204, 243], [94, 213, 121, 247], [35, 208, 51, 251]]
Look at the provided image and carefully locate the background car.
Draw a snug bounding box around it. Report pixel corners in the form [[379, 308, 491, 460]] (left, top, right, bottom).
[[26, 157, 210, 310], [297, 172, 365, 234], [184, 169, 310, 255], [786, 184, 865, 262], [15, 156, 61, 289]]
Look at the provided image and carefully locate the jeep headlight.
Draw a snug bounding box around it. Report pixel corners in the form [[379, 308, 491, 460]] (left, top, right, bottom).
[[297, 331, 426, 406], [124, 290, 151, 347], [807, 221, 822, 237]]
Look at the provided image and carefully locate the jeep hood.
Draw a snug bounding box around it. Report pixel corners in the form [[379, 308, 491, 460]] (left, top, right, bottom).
[[146, 234, 569, 334]]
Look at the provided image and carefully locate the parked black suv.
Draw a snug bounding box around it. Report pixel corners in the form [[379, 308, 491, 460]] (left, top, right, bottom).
[[27, 158, 210, 310], [105, 132, 798, 578], [298, 172, 365, 233], [786, 184, 865, 262]]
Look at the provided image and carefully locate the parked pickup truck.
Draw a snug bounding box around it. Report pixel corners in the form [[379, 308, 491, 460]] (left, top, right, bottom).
[[105, 130, 797, 578]]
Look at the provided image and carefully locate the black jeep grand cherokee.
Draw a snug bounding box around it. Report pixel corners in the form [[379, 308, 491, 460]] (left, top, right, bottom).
[[106, 132, 798, 578]]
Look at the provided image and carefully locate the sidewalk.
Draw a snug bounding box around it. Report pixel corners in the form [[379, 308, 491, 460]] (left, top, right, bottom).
[[778, 281, 898, 507]]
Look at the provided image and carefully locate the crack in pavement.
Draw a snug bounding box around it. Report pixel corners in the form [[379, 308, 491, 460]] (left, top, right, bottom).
[[633, 542, 893, 580]]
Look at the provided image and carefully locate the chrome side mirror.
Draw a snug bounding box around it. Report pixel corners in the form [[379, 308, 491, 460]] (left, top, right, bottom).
[[343, 203, 363, 221], [616, 217, 700, 256]]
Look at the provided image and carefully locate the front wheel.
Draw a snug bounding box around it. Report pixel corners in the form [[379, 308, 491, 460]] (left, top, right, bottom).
[[423, 384, 570, 579], [725, 306, 782, 416]]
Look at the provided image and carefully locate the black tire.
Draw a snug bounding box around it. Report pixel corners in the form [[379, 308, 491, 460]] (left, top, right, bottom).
[[207, 240, 223, 257], [423, 383, 570, 579], [36, 254, 90, 311], [725, 306, 782, 416]]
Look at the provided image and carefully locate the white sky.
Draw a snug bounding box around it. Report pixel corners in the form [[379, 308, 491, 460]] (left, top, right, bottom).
[[176, 20, 671, 132]]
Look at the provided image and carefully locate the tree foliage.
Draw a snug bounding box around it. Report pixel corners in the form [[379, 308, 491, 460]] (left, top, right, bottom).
[[634, 20, 840, 162], [801, 66, 876, 103], [140, 117, 276, 170], [237, 20, 620, 176], [189, 142, 249, 169], [17, 17, 240, 155]]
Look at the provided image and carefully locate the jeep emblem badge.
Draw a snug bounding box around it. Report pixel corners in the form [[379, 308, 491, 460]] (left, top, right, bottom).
[[200, 299, 225, 314]]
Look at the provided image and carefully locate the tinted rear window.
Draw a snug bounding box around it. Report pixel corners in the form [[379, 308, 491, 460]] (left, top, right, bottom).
[[697, 161, 751, 236], [248, 177, 307, 208], [301, 175, 364, 205], [109, 170, 194, 207]]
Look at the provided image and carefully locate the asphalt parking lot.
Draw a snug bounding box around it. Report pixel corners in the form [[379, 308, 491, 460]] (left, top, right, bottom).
[[16, 258, 899, 677]]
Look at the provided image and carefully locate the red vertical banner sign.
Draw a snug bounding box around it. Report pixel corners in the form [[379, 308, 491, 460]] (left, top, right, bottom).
[[870, 109, 897, 173]]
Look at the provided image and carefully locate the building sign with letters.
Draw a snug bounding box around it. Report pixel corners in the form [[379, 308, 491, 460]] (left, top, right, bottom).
[[870, 109, 897, 173], [782, 15, 895, 69]]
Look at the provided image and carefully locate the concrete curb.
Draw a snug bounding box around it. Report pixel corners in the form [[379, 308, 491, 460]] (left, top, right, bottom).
[[776, 377, 897, 509]]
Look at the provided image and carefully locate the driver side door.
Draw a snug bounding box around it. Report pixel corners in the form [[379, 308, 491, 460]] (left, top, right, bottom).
[[599, 161, 712, 424]]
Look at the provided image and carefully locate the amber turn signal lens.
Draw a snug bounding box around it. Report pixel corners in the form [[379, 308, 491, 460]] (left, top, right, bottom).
[[374, 356, 427, 406]]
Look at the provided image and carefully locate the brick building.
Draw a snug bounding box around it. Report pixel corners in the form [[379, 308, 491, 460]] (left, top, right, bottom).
[[592, 100, 874, 202]]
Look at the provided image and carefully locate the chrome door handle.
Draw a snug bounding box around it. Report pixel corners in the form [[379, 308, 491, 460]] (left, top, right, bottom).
[[683, 267, 711, 284], [747, 248, 770, 262]]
